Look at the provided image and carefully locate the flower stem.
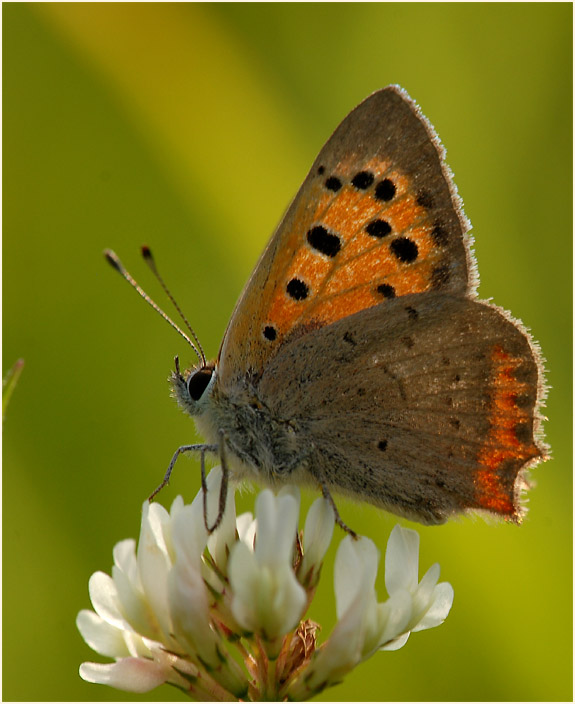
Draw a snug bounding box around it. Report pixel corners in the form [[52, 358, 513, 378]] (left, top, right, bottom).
[[185, 670, 238, 702]]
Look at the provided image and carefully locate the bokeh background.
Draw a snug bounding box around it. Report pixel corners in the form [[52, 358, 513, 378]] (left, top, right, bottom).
[[3, 4, 572, 702]]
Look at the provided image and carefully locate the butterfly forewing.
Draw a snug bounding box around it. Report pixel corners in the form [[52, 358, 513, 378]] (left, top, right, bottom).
[[218, 86, 472, 388]]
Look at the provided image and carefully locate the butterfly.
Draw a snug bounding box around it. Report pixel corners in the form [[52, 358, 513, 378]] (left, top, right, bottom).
[[106, 86, 547, 535]]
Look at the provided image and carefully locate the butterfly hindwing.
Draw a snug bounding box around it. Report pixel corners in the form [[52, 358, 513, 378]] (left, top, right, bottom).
[[218, 87, 473, 388], [257, 292, 544, 523]]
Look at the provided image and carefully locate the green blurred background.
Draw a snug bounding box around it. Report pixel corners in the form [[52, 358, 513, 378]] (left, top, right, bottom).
[[3, 3, 572, 701]]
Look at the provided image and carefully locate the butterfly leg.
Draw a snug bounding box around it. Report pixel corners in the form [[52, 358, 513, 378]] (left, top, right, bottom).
[[319, 482, 358, 540], [148, 443, 218, 502], [201, 431, 230, 534]]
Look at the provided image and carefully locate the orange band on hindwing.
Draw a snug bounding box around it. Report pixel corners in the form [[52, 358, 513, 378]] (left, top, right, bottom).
[[475, 345, 539, 517]]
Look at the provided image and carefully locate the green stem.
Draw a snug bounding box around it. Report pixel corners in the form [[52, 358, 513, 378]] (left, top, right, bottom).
[[262, 655, 278, 701]]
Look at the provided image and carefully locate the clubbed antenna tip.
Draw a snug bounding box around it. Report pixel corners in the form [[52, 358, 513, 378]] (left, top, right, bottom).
[[104, 249, 124, 274]]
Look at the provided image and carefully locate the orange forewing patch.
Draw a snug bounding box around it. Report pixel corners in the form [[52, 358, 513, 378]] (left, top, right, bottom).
[[320, 188, 380, 234], [261, 157, 448, 339], [310, 288, 381, 322], [327, 222, 442, 298], [267, 246, 331, 333]]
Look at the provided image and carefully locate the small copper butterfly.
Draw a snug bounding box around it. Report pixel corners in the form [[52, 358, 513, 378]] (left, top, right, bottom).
[[106, 86, 548, 535]]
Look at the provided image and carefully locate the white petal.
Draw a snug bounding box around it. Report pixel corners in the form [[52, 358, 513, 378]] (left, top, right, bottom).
[[252, 491, 276, 565], [112, 564, 159, 641], [333, 537, 360, 616], [268, 566, 307, 634], [123, 630, 154, 658], [168, 559, 219, 667], [277, 484, 301, 509], [169, 494, 185, 517], [385, 525, 419, 595], [409, 562, 441, 627], [380, 631, 410, 651], [299, 498, 334, 585], [417, 562, 441, 601], [296, 587, 368, 692], [88, 572, 125, 628], [79, 658, 168, 692], [254, 491, 299, 568], [228, 541, 259, 630], [412, 582, 454, 631], [356, 590, 381, 657], [169, 499, 215, 650], [334, 536, 379, 618], [305, 536, 382, 684], [141, 501, 171, 554], [375, 589, 412, 647], [204, 466, 225, 525], [274, 494, 300, 561], [229, 539, 306, 640], [206, 467, 237, 571], [76, 610, 130, 658], [171, 500, 207, 567], [236, 512, 255, 548], [113, 539, 139, 586], [136, 502, 173, 637]]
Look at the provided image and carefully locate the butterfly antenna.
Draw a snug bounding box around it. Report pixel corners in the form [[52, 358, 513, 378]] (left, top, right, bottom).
[[140, 246, 207, 367], [104, 249, 204, 366]]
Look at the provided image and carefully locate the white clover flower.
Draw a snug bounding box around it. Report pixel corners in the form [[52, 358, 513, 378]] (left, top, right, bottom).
[[78, 469, 454, 700], [228, 489, 307, 656], [289, 525, 454, 698]]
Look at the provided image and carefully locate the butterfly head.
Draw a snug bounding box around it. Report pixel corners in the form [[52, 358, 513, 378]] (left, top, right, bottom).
[[171, 355, 216, 417]]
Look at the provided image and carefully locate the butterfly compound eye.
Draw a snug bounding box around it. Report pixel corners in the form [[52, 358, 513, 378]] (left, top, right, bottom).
[[187, 367, 213, 401]]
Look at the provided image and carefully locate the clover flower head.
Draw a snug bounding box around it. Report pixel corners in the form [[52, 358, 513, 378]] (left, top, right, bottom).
[[78, 467, 453, 700]]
